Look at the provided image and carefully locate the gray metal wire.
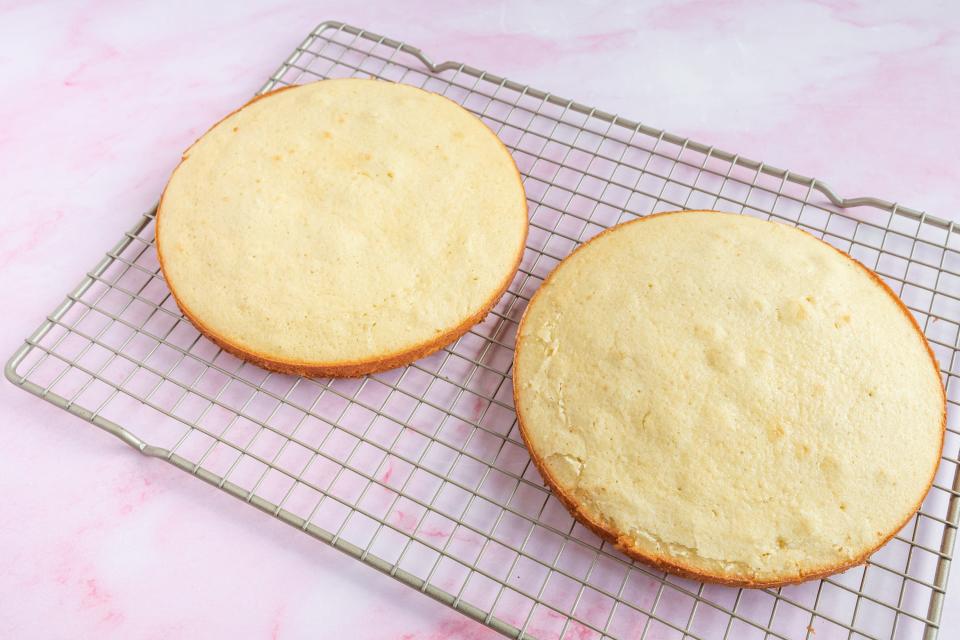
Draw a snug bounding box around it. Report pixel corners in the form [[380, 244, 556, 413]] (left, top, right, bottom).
[[6, 20, 959, 640]]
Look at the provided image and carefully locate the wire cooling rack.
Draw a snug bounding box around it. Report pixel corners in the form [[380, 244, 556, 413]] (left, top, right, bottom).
[[7, 20, 959, 640]]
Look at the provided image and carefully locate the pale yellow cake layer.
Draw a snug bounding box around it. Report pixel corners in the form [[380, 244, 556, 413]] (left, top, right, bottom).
[[514, 211, 944, 585], [157, 79, 527, 374]]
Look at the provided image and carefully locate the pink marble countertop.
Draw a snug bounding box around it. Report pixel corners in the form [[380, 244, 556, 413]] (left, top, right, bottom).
[[2, 2, 958, 638]]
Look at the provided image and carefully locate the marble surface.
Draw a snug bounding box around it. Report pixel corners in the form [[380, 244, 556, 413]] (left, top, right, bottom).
[[2, 1, 959, 638]]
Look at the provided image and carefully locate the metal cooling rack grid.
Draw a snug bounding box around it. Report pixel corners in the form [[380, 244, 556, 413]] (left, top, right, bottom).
[[6, 20, 959, 640]]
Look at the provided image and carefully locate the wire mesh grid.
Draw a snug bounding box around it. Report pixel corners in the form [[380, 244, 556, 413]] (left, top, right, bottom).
[[6, 20, 959, 640]]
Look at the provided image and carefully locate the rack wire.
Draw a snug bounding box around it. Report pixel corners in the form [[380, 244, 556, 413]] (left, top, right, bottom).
[[7, 20, 959, 640]]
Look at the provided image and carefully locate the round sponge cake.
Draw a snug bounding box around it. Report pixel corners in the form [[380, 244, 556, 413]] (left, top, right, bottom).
[[157, 79, 528, 377], [513, 210, 944, 587]]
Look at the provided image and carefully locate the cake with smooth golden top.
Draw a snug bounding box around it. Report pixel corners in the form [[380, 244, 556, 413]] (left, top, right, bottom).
[[156, 79, 528, 377], [514, 210, 944, 586]]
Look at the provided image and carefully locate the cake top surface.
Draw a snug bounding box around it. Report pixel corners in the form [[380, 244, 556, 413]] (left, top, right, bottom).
[[514, 210, 944, 585], [158, 79, 527, 370]]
